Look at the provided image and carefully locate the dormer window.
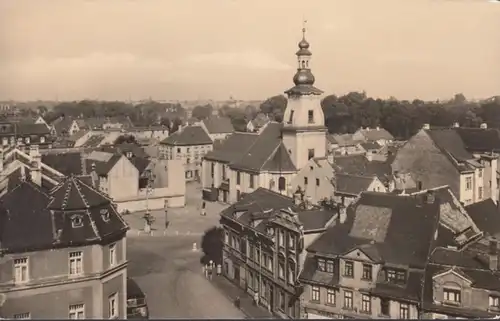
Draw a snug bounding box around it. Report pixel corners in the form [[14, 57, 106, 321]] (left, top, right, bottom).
[[2, 138, 7, 146], [266, 226, 274, 236], [317, 258, 326, 271], [386, 268, 406, 284], [489, 295, 500, 309], [40, 136, 45, 143], [71, 215, 83, 228], [25, 137, 30, 144], [100, 209, 110, 222]]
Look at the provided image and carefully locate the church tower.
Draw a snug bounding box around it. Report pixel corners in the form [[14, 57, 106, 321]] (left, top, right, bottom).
[[282, 23, 327, 170]]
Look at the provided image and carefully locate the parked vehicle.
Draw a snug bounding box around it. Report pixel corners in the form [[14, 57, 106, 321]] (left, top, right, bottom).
[[127, 278, 149, 319]]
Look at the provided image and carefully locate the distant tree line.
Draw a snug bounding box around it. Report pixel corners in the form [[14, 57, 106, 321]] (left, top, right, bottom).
[[25, 92, 500, 140]]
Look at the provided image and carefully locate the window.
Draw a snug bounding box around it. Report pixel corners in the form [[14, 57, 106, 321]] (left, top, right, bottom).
[[236, 190, 241, 201], [13, 313, 31, 319], [288, 234, 295, 249], [186, 147, 190, 153], [344, 261, 354, 278], [326, 289, 336, 305], [308, 110, 314, 124], [362, 264, 372, 280], [109, 243, 117, 267], [279, 290, 285, 311], [71, 215, 83, 228], [69, 304, 85, 319], [278, 229, 285, 247], [479, 169, 483, 178], [2, 138, 7, 146], [177, 147, 181, 153], [304, 177, 308, 185], [444, 288, 461, 304], [288, 262, 295, 284], [224, 231, 229, 244], [69, 251, 83, 276], [361, 294, 371, 313], [25, 137, 30, 144], [186, 158, 191, 164], [308, 149, 315, 160], [316, 178, 320, 187], [489, 295, 500, 308], [311, 286, 320, 302], [386, 268, 406, 284], [211, 163, 215, 177], [278, 261, 285, 280], [343, 290, 353, 309], [14, 257, 29, 283], [317, 258, 326, 271], [289, 110, 295, 124], [267, 256, 274, 271], [326, 260, 334, 273], [236, 172, 241, 185], [399, 303, 409, 319], [479, 186, 483, 200], [249, 174, 255, 189], [465, 176, 472, 190], [380, 298, 390, 316], [109, 293, 119, 318]]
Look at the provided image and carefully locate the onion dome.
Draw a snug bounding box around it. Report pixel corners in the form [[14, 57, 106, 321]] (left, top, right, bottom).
[[293, 69, 315, 86]]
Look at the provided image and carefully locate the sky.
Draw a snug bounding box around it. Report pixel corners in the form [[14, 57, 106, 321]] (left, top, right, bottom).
[[0, 0, 499, 102]]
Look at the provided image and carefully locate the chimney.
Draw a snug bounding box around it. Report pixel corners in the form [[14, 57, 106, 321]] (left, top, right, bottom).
[[327, 153, 334, 165], [423, 123, 430, 130], [90, 162, 98, 187], [305, 195, 313, 210], [489, 240, 498, 271], [339, 205, 347, 224], [29, 145, 41, 186], [453, 122, 460, 128], [293, 192, 302, 206], [481, 123, 488, 129], [426, 190, 435, 204], [366, 152, 373, 162]]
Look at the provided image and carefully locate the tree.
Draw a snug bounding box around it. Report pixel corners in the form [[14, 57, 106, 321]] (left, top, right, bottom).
[[192, 104, 213, 120], [114, 135, 137, 145], [200, 226, 223, 265], [259, 95, 287, 122], [37, 105, 48, 116], [169, 117, 183, 134]]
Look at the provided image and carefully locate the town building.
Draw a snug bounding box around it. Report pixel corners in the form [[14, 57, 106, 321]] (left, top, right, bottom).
[[246, 113, 270, 133], [352, 127, 394, 146], [392, 124, 498, 205], [0, 176, 129, 319], [50, 117, 80, 137], [327, 134, 364, 156], [0, 122, 53, 150], [219, 188, 337, 319], [299, 186, 496, 319], [199, 116, 235, 141], [159, 125, 213, 181], [202, 27, 327, 203]]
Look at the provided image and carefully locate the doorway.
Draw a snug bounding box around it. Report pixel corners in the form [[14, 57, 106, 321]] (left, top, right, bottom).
[[234, 264, 240, 283], [269, 286, 274, 312]]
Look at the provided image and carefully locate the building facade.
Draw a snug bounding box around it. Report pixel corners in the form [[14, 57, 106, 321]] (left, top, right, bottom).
[[219, 188, 336, 319], [0, 177, 129, 319]]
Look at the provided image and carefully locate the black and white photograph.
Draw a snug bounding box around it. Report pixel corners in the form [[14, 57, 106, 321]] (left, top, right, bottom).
[[0, 0, 499, 319]]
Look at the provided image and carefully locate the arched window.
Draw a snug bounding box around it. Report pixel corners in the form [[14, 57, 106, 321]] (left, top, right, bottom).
[[278, 177, 286, 191], [301, 60, 306, 68], [306, 60, 309, 68], [71, 215, 83, 228]]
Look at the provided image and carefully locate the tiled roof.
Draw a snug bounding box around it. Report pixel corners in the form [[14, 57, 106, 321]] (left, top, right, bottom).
[[12, 123, 51, 136], [229, 122, 296, 173], [204, 132, 258, 163], [334, 174, 376, 196], [220, 188, 335, 233], [465, 199, 500, 238], [42, 152, 85, 176], [357, 128, 394, 141], [0, 178, 128, 252], [53, 117, 74, 134], [425, 129, 473, 162], [454, 127, 500, 152], [68, 130, 87, 142], [160, 125, 212, 146], [203, 116, 234, 134], [307, 192, 440, 267], [251, 113, 270, 129], [48, 175, 111, 210], [328, 134, 360, 147], [360, 141, 382, 151], [332, 154, 392, 183], [85, 152, 122, 176]]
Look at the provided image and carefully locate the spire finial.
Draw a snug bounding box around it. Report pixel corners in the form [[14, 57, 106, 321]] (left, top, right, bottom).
[[302, 19, 307, 39]]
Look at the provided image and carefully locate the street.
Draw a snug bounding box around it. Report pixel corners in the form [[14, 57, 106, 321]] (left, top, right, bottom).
[[125, 182, 244, 318]]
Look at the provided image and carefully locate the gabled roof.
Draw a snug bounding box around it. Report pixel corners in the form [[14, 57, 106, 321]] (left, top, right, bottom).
[[307, 192, 440, 268], [16, 123, 51, 136], [204, 132, 259, 163], [161, 125, 212, 146], [357, 127, 394, 141], [53, 117, 75, 134], [230, 122, 296, 173], [42, 152, 85, 176], [360, 141, 382, 151], [425, 128, 473, 162], [85, 151, 123, 176], [328, 133, 360, 146], [48, 175, 111, 210], [203, 116, 234, 134], [332, 154, 392, 183], [334, 173, 377, 196]]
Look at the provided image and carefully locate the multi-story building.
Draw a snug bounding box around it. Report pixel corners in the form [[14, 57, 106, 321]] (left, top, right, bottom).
[[199, 116, 234, 142], [202, 27, 327, 203], [352, 127, 395, 147], [0, 121, 52, 149], [159, 125, 213, 181], [392, 124, 498, 205], [0, 176, 129, 319], [219, 187, 337, 319], [299, 186, 500, 319]]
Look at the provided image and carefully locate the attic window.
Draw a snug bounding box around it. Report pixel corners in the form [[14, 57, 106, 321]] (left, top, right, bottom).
[[100, 209, 110, 222], [71, 215, 83, 228], [266, 227, 275, 236]]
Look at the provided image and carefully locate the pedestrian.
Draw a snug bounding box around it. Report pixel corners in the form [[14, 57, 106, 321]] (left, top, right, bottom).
[[204, 264, 209, 279], [235, 296, 241, 309], [216, 263, 222, 276], [253, 292, 259, 306], [208, 267, 213, 280]]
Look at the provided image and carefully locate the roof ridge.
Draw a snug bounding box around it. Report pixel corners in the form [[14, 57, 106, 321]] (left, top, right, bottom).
[[85, 209, 101, 240], [61, 179, 73, 210], [72, 177, 90, 208], [259, 141, 282, 171]]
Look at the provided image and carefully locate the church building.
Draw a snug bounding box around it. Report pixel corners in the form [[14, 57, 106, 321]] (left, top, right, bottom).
[[202, 27, 327, 203]]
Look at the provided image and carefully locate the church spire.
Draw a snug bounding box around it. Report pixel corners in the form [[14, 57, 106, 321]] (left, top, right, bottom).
[[285, 21, 323, 96]]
